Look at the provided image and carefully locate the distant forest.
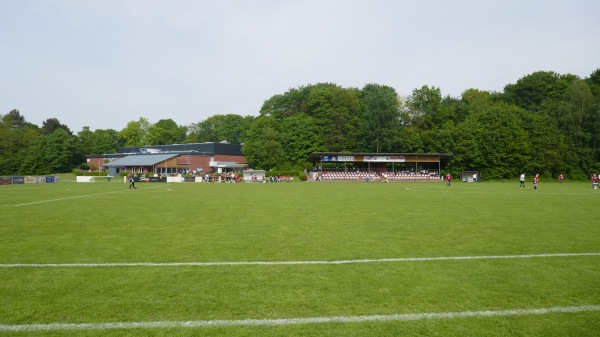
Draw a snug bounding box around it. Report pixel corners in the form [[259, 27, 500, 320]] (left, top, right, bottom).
[[2, 69, 599, 180]]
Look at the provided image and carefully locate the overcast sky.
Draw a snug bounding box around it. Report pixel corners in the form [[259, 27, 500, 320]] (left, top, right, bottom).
[[1, 0, 598, 133]]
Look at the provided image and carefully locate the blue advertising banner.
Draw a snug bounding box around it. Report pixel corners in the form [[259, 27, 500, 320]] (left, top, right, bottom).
[[322, 155, 355, 162], [0, 176, 58, 184], [364, 155, 406, 162]]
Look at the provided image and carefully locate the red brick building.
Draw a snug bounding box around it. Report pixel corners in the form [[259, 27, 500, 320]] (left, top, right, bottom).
[[86, 142, 247, 176]]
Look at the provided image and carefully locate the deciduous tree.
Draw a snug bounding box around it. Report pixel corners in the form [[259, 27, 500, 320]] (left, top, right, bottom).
[[242, 116, 285, 170], [146, 119, 186, 145], [120, 118, 150, 146], [360, 83, 401, 153]]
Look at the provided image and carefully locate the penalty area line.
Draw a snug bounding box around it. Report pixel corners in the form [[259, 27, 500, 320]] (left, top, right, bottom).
[[1, 305, 599, 331], [1, 252, 598, 268], [2, 185, 166, 207]]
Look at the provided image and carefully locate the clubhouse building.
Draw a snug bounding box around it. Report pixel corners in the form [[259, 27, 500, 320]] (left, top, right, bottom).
[[86, 142, 248, 176]]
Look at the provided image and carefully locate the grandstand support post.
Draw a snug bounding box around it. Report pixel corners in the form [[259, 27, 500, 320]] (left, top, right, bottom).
[[415, 162, 418, 182]]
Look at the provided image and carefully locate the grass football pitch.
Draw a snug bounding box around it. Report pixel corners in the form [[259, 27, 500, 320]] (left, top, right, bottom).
[[0, 179, 598, 336]]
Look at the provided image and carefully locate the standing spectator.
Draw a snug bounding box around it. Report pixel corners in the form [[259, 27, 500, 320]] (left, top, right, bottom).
[[129, 173, 136, 189], [519, 173, 526, 189], [592, 173, 598, 190], [533, 174, 539, 191], [559, 174, 564, 183], [446, 173, 451, 186]]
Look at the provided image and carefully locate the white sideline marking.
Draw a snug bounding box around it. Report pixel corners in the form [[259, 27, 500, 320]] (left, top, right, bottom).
[[1, 252, 598, 268], [1, 305, 598, 331], [2, 185, 166, 207]]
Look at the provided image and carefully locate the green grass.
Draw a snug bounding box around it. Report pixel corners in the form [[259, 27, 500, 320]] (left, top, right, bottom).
[[0, 180, 599, 336]]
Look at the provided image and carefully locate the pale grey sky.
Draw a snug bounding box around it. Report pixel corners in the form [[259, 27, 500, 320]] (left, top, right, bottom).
[[1, 0, 598, 132]]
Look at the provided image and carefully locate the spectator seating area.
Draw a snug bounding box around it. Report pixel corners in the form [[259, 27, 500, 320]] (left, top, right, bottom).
[[318, 170, 440, 182]]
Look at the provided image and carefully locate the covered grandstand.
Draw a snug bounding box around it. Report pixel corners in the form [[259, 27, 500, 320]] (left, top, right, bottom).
[[306, 152, 450, 182]]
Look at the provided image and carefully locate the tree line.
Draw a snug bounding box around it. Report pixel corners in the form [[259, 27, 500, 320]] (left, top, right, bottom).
[[1, 69, 599, 179]]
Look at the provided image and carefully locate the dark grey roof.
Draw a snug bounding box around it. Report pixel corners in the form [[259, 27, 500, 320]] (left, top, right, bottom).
[[103, 154, 178, 167], [117, 142, 243, 156]]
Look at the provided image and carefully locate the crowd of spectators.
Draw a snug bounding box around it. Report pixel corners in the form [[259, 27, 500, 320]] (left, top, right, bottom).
[[318, 169, 440, 182], [199, 172, 240, 183], [244, 175, 293, 183]]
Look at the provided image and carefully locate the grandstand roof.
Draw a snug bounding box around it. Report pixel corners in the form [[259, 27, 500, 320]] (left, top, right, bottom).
[[103, 154, 178, 167], [306, 152, 450, 163]]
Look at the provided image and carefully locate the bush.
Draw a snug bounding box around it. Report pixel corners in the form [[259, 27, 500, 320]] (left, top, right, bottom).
[[266, 170, 299, 179], [72, 169, 107, 177]]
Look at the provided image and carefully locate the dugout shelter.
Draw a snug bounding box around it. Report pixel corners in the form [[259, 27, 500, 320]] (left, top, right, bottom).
[[461, 171, 480, 182], [243, 170, 266, 182]]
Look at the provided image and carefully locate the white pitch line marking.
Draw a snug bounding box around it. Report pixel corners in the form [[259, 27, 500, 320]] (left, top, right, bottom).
[[1, 185, 167, 207], [1, 305, 598, 332], [1, 252, 598, 268]]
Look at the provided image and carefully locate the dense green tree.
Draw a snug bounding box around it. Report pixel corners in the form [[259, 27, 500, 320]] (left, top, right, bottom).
[[41, 118, 72, 135], [451, 104, 530, 179], [450, 117, 483, 176], [78, 127, 122, 155], [462, 89, 495, 115], [561, 80, 594, 146], [260, 83, 362, 156], [360, 84, 401, 152], [260, 87, 308, 119], [20, 129, 82, 174], [146, 119, 187, 145], [242, 116, 285, 170], [280, 114, 320, 167], [2, 109, 27, 128], [186, 114, 252, 144], [0, 111, 40, 175], [521, 113, 566, 177], [305, 83, 362, 152], [586, 68, 600, 98], [120, 118, 151, 146], [586, 69, 600, 167], [392, 126, 424, 153], [404, 88, 472, 154], [503, 71, 578, 113], [404, 85, 443, 129], [547, 79, 597, 176], [77, 127, 93, 150], [426, 121, 456, 154], [441, 95, 472, 125]]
